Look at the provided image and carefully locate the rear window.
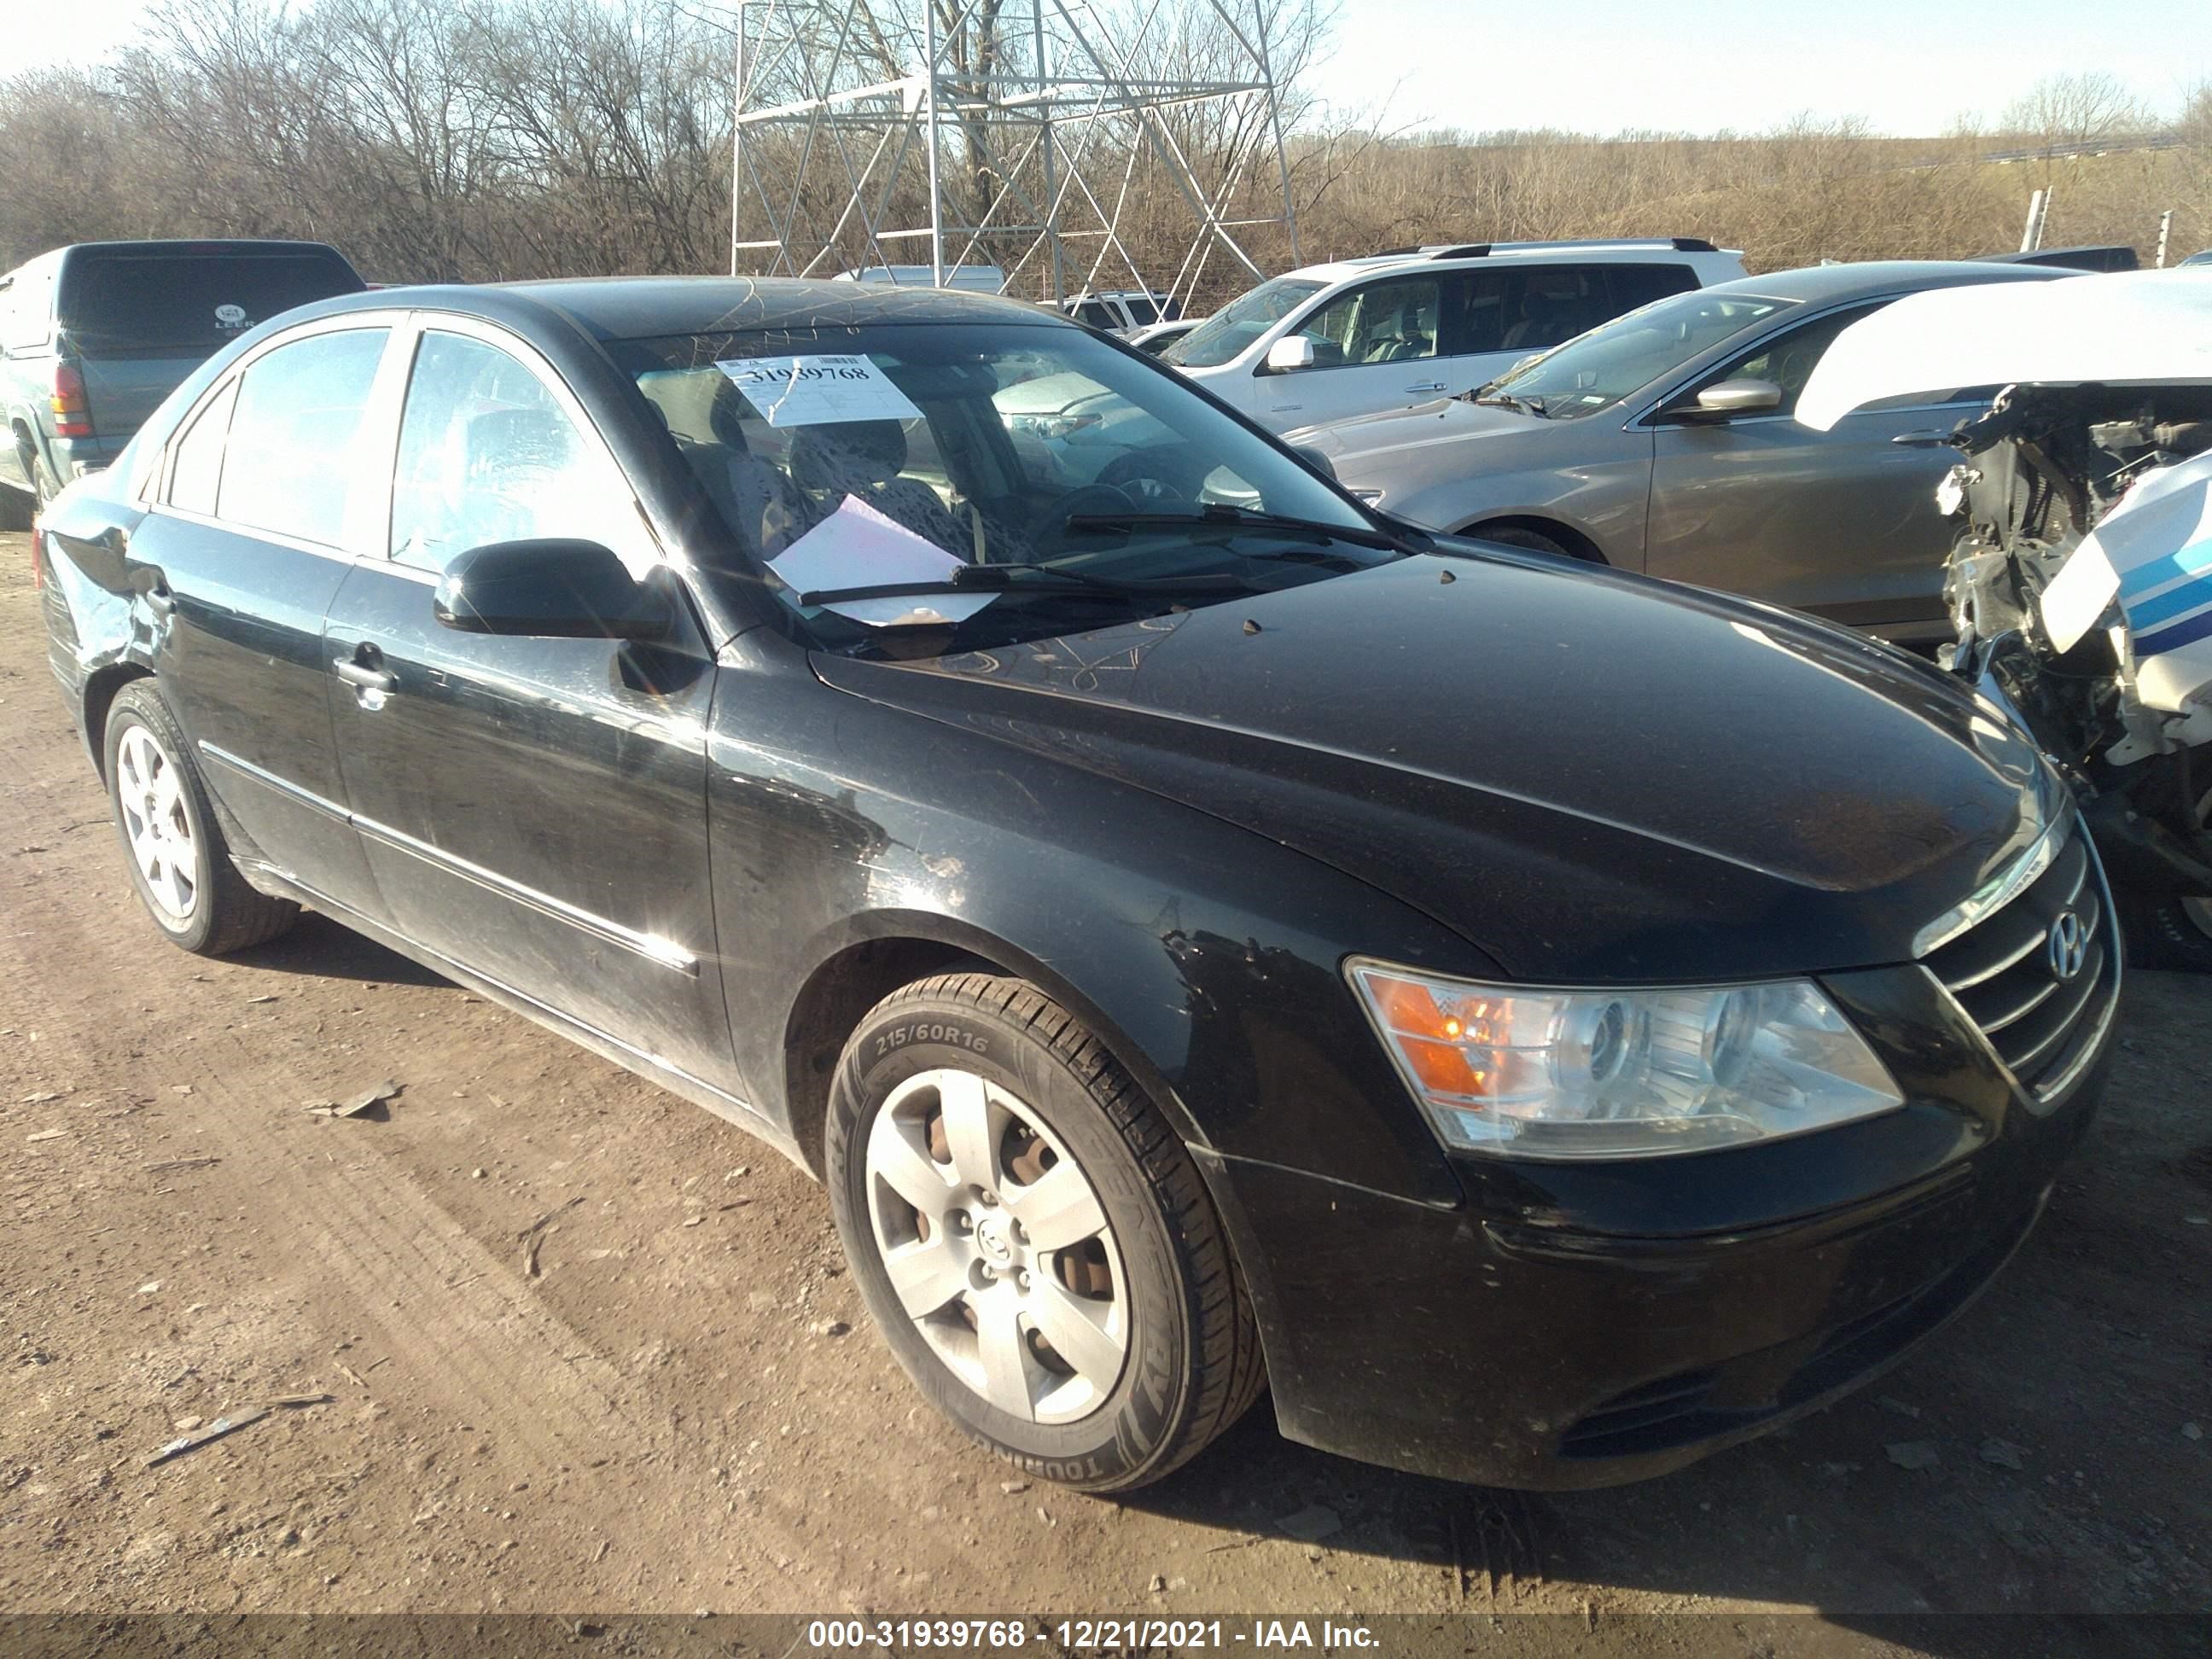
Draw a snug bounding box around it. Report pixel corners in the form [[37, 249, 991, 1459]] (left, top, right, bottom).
[[57, 250, 364, 358]]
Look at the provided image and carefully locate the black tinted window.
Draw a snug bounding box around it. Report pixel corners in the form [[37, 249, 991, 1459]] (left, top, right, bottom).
[[1605, 263, 1700, 312], [58, 250, 364, 358], [168, 380, 237, 516], [215, 328, 389, 545], [1446, 264, 1700, 358]]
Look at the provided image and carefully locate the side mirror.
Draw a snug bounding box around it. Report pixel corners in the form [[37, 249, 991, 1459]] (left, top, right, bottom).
[[434, 538, 671, 641], [1288, 443, 1336, 481], [1264, 335, 1318, 374], [1685, 378, 1783, 419]]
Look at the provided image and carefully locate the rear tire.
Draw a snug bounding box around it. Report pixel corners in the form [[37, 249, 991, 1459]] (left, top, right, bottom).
[[826, 973, 1264, 1492], [2128, 894, 2212, 972], [30, 455, 61, 519], [2127, 783, 2212, 973], [102, 681, 300, 956]]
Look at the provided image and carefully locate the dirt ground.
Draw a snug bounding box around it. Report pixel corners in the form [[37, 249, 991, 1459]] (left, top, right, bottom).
[[1, 529, 2207, 1649]]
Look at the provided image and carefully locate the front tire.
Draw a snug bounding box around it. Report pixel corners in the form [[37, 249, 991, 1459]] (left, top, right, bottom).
[[1465, 521, 1575, 559], [826, 974, 1264, 1491], [103, 681, 300, 956]]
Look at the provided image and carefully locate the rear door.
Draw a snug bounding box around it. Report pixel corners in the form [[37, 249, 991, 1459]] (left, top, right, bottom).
[[322, 317, 737, 1090], [120, 317, 399, 915], [1644, 303, 1967, 634]]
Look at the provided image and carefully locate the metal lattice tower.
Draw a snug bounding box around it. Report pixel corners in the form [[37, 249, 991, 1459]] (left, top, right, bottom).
[[726, 0, 1301, 308]]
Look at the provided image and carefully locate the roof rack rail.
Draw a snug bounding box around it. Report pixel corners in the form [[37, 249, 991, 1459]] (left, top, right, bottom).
[[1376, 236, 1721, 261]]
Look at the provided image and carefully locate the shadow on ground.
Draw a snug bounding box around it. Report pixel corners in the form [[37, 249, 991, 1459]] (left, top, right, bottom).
[[230, 910, 454, 988]]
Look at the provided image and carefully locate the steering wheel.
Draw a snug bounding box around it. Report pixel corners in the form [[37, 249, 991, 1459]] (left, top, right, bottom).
[[1097, 447, 1206, 509]]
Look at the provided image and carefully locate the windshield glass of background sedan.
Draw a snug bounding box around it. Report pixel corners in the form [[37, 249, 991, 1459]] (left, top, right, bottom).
[[1491, 290, 1796, 418], [615, 323, 1390, 652]]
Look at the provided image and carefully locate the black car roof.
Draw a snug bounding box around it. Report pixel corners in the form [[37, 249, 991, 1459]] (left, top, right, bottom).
[[350, 276, 1071, 341], [1703, 259, 2065, 306]]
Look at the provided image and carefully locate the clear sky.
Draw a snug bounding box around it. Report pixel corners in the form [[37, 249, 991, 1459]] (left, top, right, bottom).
[[22, 0, 2212, 137], [1318, 0, 2209, 135]]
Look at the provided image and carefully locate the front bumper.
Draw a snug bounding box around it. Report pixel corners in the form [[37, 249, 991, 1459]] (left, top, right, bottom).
[[1198, 963, 2111, 1490]]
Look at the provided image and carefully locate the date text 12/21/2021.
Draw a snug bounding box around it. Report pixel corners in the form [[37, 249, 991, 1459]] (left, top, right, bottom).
[[804, 1621, 1382, 1651]]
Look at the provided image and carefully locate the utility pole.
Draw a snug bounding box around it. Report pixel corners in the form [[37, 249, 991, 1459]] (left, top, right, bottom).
[[1035, 0, 1062, 301], [924, 1, 945, 287], [728, 0, 746, 276]]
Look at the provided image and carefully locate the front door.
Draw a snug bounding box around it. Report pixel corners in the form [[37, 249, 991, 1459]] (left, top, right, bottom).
[[1644, 306, 1967, 636], [121, 321, 397, 916], [1253, 275, 1458, 433], [323, 322, 738, 1091]]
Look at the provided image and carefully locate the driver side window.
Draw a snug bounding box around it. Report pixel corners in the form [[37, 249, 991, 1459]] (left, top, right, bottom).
[[1701, 306, 1877, 418], [1287, 277, 1441, 370], [389, 330, 644, 574]]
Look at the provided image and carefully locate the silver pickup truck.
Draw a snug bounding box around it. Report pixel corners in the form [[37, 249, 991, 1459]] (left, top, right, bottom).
[[1, 240, 364, 527]]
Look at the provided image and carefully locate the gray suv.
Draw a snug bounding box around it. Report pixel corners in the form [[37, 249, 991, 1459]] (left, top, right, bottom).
[[1, 239, 364, 527], [1290, 261, 2064, 643]]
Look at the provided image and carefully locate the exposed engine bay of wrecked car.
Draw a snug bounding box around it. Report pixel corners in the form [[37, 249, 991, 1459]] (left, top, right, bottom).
[[1798, 271, 2212, 956]]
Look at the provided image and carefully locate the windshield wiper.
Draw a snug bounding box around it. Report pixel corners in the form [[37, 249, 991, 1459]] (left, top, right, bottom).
[[1060, 502, 1415, 552], [794, 561, 1265, 609], [1469, 388, 1546, 417]]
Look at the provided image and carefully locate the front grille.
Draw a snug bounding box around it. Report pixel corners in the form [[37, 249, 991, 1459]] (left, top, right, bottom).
[[1920, 821, 2119, 1103]]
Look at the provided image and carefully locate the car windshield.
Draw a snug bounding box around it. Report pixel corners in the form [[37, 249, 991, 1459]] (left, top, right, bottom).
[[1486, 289, 1798, 419], [611, 322, 1399, 657], [1161, 277, 1324, 368]]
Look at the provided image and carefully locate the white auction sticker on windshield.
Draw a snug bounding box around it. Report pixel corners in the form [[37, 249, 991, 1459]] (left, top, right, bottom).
[[715, 354, 922, 428]]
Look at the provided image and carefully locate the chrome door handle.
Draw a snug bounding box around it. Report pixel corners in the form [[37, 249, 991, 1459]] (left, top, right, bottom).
[[1891, 429, 1951, 447], [1406, 381, 1447, 393], [333, 657, 396, 694]]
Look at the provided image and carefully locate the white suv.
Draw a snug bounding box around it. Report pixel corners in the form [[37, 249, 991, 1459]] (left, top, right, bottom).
[[1162, 238, 1747, 433]]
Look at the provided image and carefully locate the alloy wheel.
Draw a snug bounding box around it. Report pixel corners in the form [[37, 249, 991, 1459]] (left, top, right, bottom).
[[864, 1068, 1128, 1424], [116, 725, 198, 922]]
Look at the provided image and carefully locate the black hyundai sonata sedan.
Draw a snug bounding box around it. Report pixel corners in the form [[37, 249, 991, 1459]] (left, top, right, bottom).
[[35, 277, 2116, 1492]]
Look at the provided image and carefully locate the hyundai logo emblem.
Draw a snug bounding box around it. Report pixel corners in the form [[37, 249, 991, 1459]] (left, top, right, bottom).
[[2047, 910, 2088, 983]]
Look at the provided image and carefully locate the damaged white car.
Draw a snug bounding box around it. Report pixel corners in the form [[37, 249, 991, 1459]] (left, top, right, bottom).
[[1800, 271, 2212, 968]]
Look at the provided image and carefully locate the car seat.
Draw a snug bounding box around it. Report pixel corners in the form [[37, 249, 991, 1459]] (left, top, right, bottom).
[[785, 419, 964, 553], [677, 380, 818, 559]]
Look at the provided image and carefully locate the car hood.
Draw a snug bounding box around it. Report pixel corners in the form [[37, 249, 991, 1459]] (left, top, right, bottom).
[[1798, 269, 2212, 431], [1287, 397, 1548, 465], [812, 551, 2052, 983]]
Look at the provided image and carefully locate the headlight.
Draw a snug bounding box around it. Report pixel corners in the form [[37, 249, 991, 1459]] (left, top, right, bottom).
[[1347, 960, 1904, 1161]]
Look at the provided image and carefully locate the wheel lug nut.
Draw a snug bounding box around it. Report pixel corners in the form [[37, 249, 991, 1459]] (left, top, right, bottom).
[[1016, 1269, 1031, 1291]]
